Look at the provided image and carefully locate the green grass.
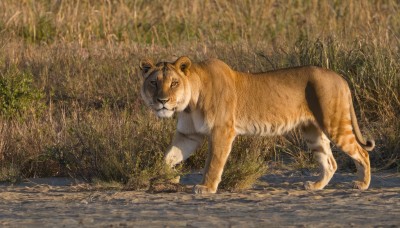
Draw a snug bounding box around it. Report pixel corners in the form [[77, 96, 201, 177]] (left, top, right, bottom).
[[1, 70, 44, 118], [0, 0, 398, 191]]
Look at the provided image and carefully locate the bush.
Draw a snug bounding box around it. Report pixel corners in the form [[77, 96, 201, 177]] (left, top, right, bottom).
[[212, 137, 267, 191], [0, 66, 44, 119]]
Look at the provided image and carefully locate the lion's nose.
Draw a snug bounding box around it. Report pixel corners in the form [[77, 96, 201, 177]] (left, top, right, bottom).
[[157, 98, 170, 104]]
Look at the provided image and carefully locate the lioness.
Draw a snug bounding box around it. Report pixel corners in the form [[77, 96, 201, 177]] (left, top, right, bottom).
[[139, 56, 375, 194]]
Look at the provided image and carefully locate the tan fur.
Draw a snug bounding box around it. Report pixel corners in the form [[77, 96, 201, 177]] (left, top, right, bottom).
[[139, 56, 375, 194]]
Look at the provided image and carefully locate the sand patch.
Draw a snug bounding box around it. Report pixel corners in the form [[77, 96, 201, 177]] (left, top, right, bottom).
[[0, 171, 399, 227]]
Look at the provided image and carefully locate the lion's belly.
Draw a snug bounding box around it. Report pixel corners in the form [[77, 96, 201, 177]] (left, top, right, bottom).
[[234, 118, 307, 136], [177, 110, 312, 136]]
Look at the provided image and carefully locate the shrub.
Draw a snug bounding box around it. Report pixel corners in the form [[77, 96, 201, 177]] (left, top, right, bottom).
[[0, 65, 45, 119]]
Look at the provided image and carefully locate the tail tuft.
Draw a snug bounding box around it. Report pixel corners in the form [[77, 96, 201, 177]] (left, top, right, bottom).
[[364, 139, 375, 151]]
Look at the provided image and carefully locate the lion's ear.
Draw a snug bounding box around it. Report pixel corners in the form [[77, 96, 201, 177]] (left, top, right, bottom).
[[174, 56, 191, 75], [139, 58, 154, 77]]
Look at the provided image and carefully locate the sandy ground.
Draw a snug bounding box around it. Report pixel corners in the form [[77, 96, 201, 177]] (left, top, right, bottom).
[[0, 170, 399, 227]]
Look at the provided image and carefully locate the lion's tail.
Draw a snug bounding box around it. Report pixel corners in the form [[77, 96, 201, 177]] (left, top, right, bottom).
[[349, 96, 375, 151]]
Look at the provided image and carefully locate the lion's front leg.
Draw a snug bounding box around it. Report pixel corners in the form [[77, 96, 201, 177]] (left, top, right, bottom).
[[165, 131, 203, 168], [193, 127, 236, 194], [163, 131, 203, 184]]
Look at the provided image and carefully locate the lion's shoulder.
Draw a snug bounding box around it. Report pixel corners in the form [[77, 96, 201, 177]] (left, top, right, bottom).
[[194, 58, 231, 71], [193, 58, 235, 81]]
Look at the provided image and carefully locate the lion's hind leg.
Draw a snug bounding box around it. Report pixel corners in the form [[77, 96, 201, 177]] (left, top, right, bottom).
[[326, 109, 371, 190], [330, 126, 371, 190], [302, 122, 337, 190]]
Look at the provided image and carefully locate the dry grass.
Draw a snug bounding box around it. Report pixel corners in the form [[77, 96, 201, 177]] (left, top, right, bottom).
[[0, 0, 399, 191]]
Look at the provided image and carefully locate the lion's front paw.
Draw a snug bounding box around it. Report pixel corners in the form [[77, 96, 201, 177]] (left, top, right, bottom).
[[353, 181, 369, 190], [304, 181, 323, 190], [193, 185, 216, 194]]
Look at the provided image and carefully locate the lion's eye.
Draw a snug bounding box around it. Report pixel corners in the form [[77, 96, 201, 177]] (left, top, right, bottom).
[[150, 80, 157, 87], [171, 81, 179, 88]]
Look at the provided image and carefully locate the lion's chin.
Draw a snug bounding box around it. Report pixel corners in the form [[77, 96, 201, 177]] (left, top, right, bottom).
[[156, 109, 175, 118]]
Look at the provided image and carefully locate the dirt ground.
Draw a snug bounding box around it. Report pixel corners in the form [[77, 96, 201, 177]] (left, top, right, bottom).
[[0, 170, 399, 227]]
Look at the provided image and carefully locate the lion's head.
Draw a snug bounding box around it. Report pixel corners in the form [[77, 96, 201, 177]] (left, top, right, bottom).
[[139, 56, 192, 118]]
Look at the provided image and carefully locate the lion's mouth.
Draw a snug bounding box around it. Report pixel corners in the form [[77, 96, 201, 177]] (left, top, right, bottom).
[[155, 107, 176, 118], [156, 107, 176, 112]]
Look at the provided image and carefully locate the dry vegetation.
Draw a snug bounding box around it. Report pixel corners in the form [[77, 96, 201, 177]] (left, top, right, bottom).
[[0, 0, 399, 191]]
